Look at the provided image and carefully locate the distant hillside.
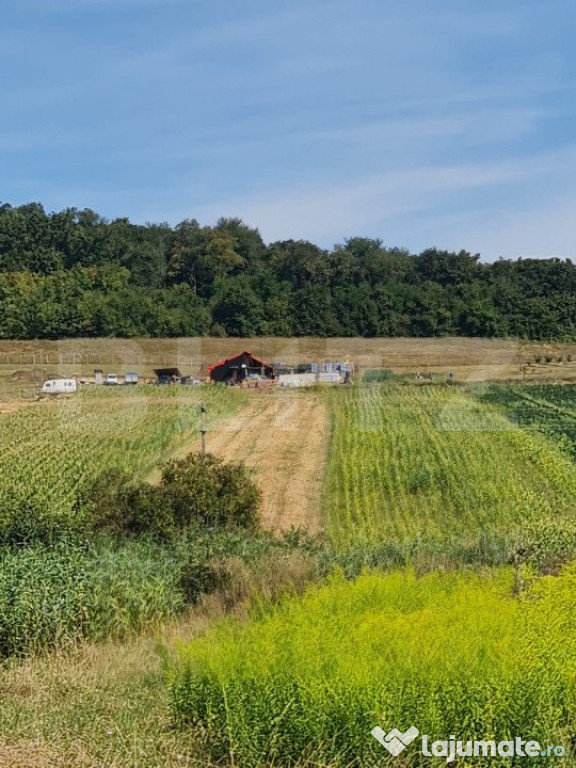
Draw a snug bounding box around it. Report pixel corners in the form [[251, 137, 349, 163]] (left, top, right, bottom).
[[1, 201, 576, 340]]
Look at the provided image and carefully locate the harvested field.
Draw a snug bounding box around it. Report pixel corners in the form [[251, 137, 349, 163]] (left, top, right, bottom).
[[1, 336, 576, 369], [200, 391, 329, 534], [3, 337, 576, 402]]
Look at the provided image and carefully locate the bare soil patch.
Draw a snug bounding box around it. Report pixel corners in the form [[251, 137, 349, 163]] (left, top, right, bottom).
[[202, 391, 329, 534]]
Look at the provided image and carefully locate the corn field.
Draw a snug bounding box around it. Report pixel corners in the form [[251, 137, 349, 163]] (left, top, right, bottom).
[[0, 541, 186, 657], [325, 386, 576, 552], [0, 385, 247, 656], [0, 386, 245, 543]]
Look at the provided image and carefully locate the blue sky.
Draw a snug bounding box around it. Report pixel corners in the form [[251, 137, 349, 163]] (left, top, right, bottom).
[[2, 0, 576, 259]]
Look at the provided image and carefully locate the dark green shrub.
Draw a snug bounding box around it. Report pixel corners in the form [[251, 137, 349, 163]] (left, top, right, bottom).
[[363, 368, 395, 383], [88, 453, 261, 540], [0, 499, 81, 546], [160, 453, 260, 530], [209, 322, 227, 337], [76, 468, 139, 536], [179, 557, 230, 604]]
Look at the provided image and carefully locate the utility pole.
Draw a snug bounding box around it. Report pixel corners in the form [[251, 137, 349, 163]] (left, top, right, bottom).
[[200, 404, 207, 457]]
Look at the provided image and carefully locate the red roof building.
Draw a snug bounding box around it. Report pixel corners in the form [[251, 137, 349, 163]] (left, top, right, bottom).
[[207, 350, 275, 383]]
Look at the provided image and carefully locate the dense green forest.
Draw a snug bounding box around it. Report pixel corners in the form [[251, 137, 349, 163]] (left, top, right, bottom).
[[1, 201, 575, 339]]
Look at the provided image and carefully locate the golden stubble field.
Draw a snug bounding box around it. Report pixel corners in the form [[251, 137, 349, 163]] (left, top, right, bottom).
[[2, 336, 576, 399], [202, 392, 328, 535]]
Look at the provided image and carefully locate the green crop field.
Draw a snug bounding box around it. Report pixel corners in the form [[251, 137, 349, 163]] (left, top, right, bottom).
[[2, 380, 576, 767], [325, 386, 576, 555], [475, 382, 576, 457], [0, 386, 245, 544]]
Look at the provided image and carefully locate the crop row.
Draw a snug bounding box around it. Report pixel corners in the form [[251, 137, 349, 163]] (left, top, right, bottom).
[[0, 386, 245, 543], [325, 386, 576, 552], [475, 383, 576, 457]]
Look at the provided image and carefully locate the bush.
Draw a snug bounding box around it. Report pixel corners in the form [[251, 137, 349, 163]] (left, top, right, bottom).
[[209, 322, 227, 337], [179, 557, 230, 604], [87, 453, 261, 540], [362, 368, 395, 383], [160, 453, 261, 530]]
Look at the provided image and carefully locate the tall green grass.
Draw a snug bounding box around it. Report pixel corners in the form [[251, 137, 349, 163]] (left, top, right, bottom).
[[0, 529, 318, 659], [169, 567, 576, 766], [0, 541, 184, 657]]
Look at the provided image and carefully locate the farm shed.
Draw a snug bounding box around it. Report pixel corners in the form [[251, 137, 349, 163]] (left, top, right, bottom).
[[208, 351, 275, 383], [153, 367, 182, 384]]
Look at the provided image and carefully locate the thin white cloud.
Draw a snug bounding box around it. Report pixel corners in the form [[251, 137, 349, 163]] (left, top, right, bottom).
[[186, 145, 576, 253], [13, 0, 186, 9], [294, 107, 549, 149]]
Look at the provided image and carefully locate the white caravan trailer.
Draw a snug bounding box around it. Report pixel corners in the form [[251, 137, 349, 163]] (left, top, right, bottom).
[[40, 378, 78, 394]]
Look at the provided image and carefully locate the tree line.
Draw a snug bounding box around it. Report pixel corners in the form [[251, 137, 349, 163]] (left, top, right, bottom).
[[1, 201, 575, 340]]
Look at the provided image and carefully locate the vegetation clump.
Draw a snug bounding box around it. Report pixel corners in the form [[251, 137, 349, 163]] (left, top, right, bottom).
[[362, 368, 396, 383], [169, 567, 576, 766], [86, 452, 261, 540]]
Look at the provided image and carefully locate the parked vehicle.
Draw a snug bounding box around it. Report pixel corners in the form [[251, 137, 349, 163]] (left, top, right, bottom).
[[104, 373, 118, 386], [40, 378, 77, 395], [180, 376, 202, 386], [123, 372, 139, 385], [153, 367, 181, 386]]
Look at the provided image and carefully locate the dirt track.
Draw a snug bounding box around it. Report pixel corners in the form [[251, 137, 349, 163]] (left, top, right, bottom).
[[203, 392, 329, 534]]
